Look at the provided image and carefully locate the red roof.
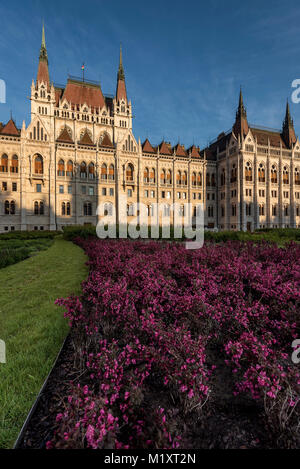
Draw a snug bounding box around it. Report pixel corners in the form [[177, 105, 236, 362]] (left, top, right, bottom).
[[250, 128, 287, 149], [100, 133, 114, 148], [174, 143, 187, 157], [159, 141, 172, 155], [142, 139, 156, 153], [63, 79, 105, 109], [57, 126, 74, 144], [116, 79, 127, 102], [37, 60, 50, 88], [188, 145, 201, 158], [0, 119, 20, 136], [79, 129, 94, 146]]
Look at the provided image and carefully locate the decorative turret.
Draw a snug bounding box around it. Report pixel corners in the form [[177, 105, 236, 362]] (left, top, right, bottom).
[[116, 45, 127, 103], [36, 23, 50, 89], [232, 87, 249, 139], [282, 100, 297, 148]]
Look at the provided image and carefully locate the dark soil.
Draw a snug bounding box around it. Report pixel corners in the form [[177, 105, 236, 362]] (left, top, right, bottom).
[[16, 331, 276, 449]]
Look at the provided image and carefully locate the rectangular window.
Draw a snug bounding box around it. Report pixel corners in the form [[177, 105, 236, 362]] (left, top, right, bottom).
[[182, 192, 187, 199], [59, 185, 64, 194], [82, 186, 86, 194], [36, 184, 41, 193], [12, 182, 17, 192], [109, 188, 114, 196], [102, 188, 107, 196], [144, 190, 149, 197], [68, 185, 72, 194], [166, 191, 171, 199], [151, 190, 155, 198], [89, 186, 94, 196], [161, 191, 165, 198], [2, 182, 7, 191], [193, 193, 196, 200], [127, 189, 132, 197]]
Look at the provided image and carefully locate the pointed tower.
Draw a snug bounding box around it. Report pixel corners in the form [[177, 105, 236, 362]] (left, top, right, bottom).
[[282, 100, 297, 148], [232, 87, 249, 139], [116, 45, 127, 103], [36, 23, 50, 89]]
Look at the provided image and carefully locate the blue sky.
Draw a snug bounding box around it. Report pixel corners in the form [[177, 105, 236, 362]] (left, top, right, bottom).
[[1, 0, 300, 148]]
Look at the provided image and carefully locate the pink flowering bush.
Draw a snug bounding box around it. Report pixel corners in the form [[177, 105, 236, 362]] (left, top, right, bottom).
[[48, 239, 300, 448]]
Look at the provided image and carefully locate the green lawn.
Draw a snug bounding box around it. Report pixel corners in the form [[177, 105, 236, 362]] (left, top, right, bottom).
[[0, 237, 88, 448]]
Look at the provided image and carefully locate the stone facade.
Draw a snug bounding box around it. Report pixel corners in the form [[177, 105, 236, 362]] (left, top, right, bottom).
[[0, 26, 300, 233]]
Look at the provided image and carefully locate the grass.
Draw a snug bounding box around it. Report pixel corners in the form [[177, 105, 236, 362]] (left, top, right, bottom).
[[0, 237, 88, 448]]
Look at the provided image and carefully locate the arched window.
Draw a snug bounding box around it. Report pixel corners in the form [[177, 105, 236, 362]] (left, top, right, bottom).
[[1, 154, 8, 173], [192, 172, 196, 187], [259, 204, 265, 216], [34, 155, 43, 174], [283, 166, 289, 185], [62, 202, 66, 215], [67, 160, 73, 177], [11, 155, 18, 174], [161, 169, 166, 185], [295, 168, 300, 185], [10, 201, 15, 215], [176, 170, 181, 186], [182, 171, 187, 186], [197, 172, 202, 187], [88, 163, 95, 179], [34, 201, 39, 215], [258, 163, 265, 183], [4, 200, 10, 214], [40, 201, 44, 215], [126, 163, 134, 182], [108, 164, 115, 181], [211, 173, 216, 187], [166, 169, 172, 185], [58, 159, 65, 176], [271, 165, 277, 184], [144, 167, 149, 183], [245, 162, 252, 182], [80, 162, 87, 178], [101, 163, 107, 180], [150, 168, 155, 183], [206, 173, 211, 187], [66, 202, 71, 216], [221, 168, 226, 186]]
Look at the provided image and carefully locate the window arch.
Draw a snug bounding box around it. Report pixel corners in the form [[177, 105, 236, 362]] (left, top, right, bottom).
[[166, 169, 172, 185], [108, 164, 115, 181], [295, 167, 300, 185], [62, 202, 66, 216], [4, 200, 10, 215], [34, 155, 43, 174], [161, 169, 166, 185], [192, 172, 196, 187], [220, 168, 226, 186], [283, 166, 289, 185], [176, 170, 181, 186], [150, 168, 155, 183], [66, 160, 73, 177], [259, 204, 265, 216], [66, 202, 71, 216], [11, 155, 18, 174], [88, 163, 95, 179], [34, 201, 44, 215], [245, 162, 252, 182], [126, 163, 134, 182], [1, 154, 8, 173], [258, 163, 265, 183], [182, 171, 187, 186], [271, 164, 277, 184], [80, 162, 87, 178], [144, 167, 149, 183], [58, 159, 65, 176], [101, 163, 107, 180], [197, 172, 202, 187]]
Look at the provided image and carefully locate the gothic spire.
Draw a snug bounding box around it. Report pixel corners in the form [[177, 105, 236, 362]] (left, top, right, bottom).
[[116, 44, 127, 102], [282, 99, 296, 148], [37, 22, 50, 88], [232, 87, 248, 138]]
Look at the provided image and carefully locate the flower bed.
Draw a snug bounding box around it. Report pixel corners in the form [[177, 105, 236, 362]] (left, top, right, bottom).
[[47, 239, 300, 449]]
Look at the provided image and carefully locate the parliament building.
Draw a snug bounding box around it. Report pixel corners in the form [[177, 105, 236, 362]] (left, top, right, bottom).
[[1, 25, 300, 233]]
